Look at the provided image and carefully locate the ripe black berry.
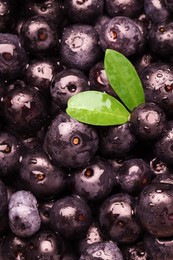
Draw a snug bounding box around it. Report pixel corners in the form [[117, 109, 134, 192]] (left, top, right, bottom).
[[43, 111, 99, 169], [71, 156, 115, 201], [60, 24, 102, 71], [50, 195, 92, 239], [99, 193, 141, 244], [100, 16, 142, 56], [50, 68, 90, 109], [136, 182, 173, 237], [130, 102, 167, 140]]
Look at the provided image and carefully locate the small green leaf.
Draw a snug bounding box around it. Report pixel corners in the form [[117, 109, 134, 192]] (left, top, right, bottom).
[[66, 91, 130, 126], [104, 49, 145, 111]]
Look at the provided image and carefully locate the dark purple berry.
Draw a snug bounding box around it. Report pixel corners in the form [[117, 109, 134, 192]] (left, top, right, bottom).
[[50, 68, 90, 109], [50, 195, 92, 239], [99, 193, 141, 244], [60, 24, 102, 71], [100, 16, 142, 56], [43, 111, 99, 169], [64, 0, 104, 24], [130, 102, 167, 140], [71, 156, 115, 201], [136, 182, 173, 237], [118, 158, 153, 195]]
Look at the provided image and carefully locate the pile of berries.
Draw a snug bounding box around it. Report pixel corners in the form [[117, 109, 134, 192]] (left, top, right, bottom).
[[1, 0, 173, 259]]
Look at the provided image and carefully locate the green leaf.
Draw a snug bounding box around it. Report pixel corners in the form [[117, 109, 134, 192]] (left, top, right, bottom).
[[104, 49, 145, 111], [66, 91, 130, 126]]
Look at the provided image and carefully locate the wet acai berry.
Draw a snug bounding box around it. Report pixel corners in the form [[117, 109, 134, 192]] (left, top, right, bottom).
[[0, 33, 27, 80], [100, 16, 142, 56], [130, 102, 167, 140], [99, 193, 141, 244], [50, 68, 90, 109], [71, 156, 115, 201], [18, 147, 67, 200], [43, 111, 99, 169], [118, 158, 153, 195], [136, 182, 173, 237], [26, 229, 64, 259], [64, 0, 104, 24], [50, 195, 92, 239], [60, 24, 102, 71]]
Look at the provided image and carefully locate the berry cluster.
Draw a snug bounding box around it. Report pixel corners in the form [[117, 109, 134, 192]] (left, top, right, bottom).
[[0, 0, 173, 259]]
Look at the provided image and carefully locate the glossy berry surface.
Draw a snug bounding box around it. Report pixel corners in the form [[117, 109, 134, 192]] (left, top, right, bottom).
[[100, 16, 142, 56], [0, 33, 27, 80], [118, 158, 153, 195], [50, 195, 92, 239], [136, 182, 173, 237], [105, 0, 143, 18], [99, 193, 141, 244], [2, 86, 48, 136], [130, 102, 167, 140], [71, 156, 115, 201], [60, 24, 102, 71], [64, 0, 104, 24], [141, 62, 173, 116], [26, 229, 64, 259], [155, 121, 173, 165], [43, 111, 99, 168], [98, 122, 136, 157], [50, 68, 90, 109], [20, 15, 58, 56], [19, 147, 67, 200]]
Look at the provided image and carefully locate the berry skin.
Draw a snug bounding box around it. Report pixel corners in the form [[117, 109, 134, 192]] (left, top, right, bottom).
[[0, 232, 27, 260], [89, 61, 116, 97], [141, 62, 173, 116], [79, 241, 124, 260], [118, 158, 153, 195], [20, 15, 59, 56], [144, 0, 170, 23], [8, 190, 41, 237], [0, 33, 27, 80], [25, 57, 63, 95], [105, 0, 143, 18], [18, 147, 67, 200], [60, 24, 102, 71], [64, 0, 104, 24], [71, 156, 115, 201], [43, 111, 99, 169], [2, 85, 48, 136], [144, 233, 173, 260], [155, 121, 173, 165], [99, 193, 141, 244], [26, 229, 64, 259], [50, 68, 90, 109], [136, 182, 173, 237], [121, 240, 149, 260], [0, 131, 22, 178], [50, 195, 92, 240], [148, 21, 173, 57], [100, 16, 142, 57], [24, 0, 64, 27], [98, 122, 136, 158], [75, 222, 104, 256], [130, 102, 167, 140]]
